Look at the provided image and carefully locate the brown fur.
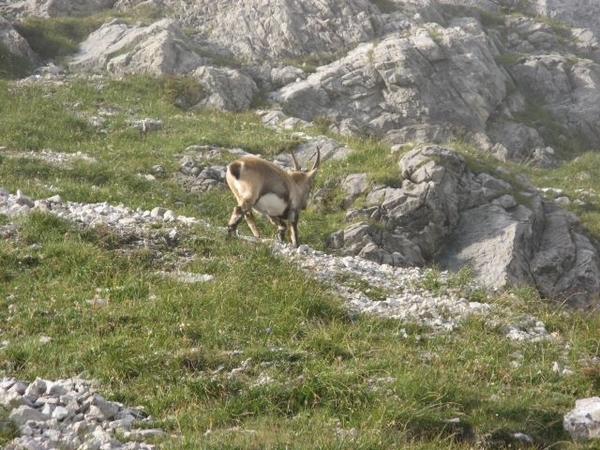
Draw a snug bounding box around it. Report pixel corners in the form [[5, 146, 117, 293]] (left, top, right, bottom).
[[225, 149, 320, 247]]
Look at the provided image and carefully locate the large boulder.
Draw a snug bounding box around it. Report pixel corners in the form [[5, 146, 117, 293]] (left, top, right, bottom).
[[68, 18, 205, 75], [564, 397, 600, 441], [507, 53, 600, 151], [191, 65, 257, 112], [0, 14, 37, 63], [530, 205, 600, 308], [328, 145, 600, 308]]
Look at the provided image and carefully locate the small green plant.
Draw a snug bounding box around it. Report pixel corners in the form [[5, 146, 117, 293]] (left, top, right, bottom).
[[500, 0, 533, 15], [540, 17, 575, 44], [162, 75, 205, 110], [366, 47, 375, 65], [478, 8, 505, 28], [311, 116, 334, 134], [495, 51, 527, 68], [427, 28, 445, 45]]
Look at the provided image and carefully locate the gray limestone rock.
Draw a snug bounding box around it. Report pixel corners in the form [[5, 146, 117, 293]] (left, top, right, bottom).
[[69, 19, 205, 75], [437, 204, 537, 289], [1, 376, 159, 449], [192, 65, 258, 112], [273, 19, 507, 139], [341, 173, 368, 207], [486, 121, 554, 166], [0, 0, 116, 18], [329, 145, 600, 308], [507, 54, 600, 151], [564, 397, 600, 441], [165, 0, 381, 64], [0, 14, 38, 64]]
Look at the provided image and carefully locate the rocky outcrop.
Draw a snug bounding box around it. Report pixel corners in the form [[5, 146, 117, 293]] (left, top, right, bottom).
[[0, 14, 37, 63], [69, 19, 206, 76], [5, 0, 600, 158], [192, 65, 257, 112], [119, 0, 384, 64], [272, 19, 507, 137], [0, 0, 116, 18], [271, 12, 600, 160], [328, 145, 600, 308]]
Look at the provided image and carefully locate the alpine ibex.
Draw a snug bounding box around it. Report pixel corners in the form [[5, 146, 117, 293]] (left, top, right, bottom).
[[225, 148, 321, 247]]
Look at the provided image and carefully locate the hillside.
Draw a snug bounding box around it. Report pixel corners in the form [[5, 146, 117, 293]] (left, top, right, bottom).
[[2, 0, 600, 307], [1, 0, 600, 448]]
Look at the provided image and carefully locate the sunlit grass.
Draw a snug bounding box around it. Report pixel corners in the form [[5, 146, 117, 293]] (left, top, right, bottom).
[[1, 76, 600, 449], [520, 152, 600, 239]]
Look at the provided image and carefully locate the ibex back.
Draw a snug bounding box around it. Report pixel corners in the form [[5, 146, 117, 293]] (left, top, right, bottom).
[[225, 148, 320, 247]]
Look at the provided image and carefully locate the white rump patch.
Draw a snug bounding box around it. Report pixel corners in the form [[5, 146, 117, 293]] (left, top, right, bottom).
[[254, 193, 287, 216]]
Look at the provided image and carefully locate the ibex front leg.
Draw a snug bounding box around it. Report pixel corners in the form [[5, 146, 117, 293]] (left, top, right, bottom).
[[288, 209, 300, 247], [268, 215, 287, 243]]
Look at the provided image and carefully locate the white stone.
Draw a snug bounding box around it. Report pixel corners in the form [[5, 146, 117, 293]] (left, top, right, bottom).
[[564, 397, 600, 440]]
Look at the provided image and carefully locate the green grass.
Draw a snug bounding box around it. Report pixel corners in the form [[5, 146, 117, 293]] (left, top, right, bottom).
[[0, 408, 19, 446], [0, 43, 33, 79], [0, 76, 295, 213], [14, 15, 106, 61], [11, 11, 171, 65], [1, 76, 600, 449], [527, 152, 600, 236]]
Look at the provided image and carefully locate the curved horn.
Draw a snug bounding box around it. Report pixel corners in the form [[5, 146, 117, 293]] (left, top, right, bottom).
[[290, 149, 301, 171], [311, 146, 321, 171]]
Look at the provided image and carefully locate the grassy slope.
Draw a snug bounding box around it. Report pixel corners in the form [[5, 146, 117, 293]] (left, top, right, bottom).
[[1, 75, 600, 449]]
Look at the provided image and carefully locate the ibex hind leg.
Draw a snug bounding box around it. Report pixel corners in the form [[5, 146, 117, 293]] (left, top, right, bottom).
[[228, 206, 262, 238], [244, 210, 261, 238], [227, 206, 245, 236]]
